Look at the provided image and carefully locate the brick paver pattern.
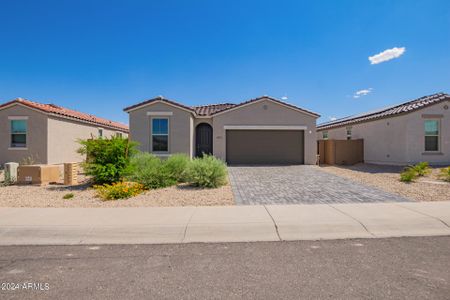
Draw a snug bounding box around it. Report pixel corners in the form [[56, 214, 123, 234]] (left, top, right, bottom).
[[228, 166, 410, 205]]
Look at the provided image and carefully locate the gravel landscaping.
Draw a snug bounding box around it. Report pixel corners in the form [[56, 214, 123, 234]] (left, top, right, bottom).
[[319, 164, 450, 202], [0, 171, 234, 207]]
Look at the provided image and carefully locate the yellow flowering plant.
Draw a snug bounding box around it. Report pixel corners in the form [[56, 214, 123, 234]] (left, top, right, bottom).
[[94, 181, 144, 200]]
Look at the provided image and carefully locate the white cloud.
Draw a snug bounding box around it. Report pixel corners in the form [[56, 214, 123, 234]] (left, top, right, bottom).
[[281, 96, 288, 100], [353, 88, 373, 99], [329, 116, 337, 121], [369, 47, 406, 64]]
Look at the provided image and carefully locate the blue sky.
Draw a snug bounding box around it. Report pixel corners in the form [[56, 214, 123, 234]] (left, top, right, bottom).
[[1, 0, 449, 124]]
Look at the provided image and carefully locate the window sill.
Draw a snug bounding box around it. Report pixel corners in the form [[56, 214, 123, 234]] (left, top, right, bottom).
[[8, 147, 28, 150], [422, 152, 443, 155]]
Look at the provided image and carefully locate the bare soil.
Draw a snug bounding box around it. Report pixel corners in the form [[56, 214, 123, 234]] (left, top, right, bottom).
[[320, 164, 450, 202]]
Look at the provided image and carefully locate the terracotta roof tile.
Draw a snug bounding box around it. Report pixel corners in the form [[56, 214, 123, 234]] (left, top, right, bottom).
[[192, 103, 236, 116], [0, 98, 129, 132], [317, 93, 450, 131]]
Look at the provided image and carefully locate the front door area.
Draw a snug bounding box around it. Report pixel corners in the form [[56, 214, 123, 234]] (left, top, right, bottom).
[[196, 123, 213, 157]]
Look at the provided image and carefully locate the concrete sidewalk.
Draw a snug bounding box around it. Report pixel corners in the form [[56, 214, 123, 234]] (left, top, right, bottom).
[[0, 202, 449, 245]]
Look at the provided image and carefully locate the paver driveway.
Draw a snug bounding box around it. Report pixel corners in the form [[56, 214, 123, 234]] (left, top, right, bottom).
[[228, 166, 410, 205]]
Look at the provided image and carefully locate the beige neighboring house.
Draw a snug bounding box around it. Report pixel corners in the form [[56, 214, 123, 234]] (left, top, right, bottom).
[[0, 98, 129, 166], [317, 93, 450, 166], [124, 96, 320, 165]]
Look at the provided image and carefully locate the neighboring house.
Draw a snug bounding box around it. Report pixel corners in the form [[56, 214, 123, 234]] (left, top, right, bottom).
[[317, 93, 450, 165], [124, 96, 320, 165], [0, 98, 129, 166]]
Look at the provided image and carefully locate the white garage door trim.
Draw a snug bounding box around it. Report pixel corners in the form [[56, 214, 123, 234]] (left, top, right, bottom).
[[224, 125, 307, 130]]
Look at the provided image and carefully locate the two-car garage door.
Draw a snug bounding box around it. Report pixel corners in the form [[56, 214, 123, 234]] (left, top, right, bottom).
[[226, 130, 304, 165]]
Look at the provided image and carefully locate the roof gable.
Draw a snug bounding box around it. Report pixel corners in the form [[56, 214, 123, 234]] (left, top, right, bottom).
[[210, 96, 320, 118], [0, 98, 129, 132], [123, 96, 195, 114], [317, 93, 450, 131]]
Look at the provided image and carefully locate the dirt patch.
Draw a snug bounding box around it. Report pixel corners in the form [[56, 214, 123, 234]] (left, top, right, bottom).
[[319, 164, 450, 202], [0, 172, 235, 207]]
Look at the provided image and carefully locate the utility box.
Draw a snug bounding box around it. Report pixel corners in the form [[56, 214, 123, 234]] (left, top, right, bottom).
[[64, 162, 78, 185], [17, 165, 60, 185], [4, 162, 19, 183]]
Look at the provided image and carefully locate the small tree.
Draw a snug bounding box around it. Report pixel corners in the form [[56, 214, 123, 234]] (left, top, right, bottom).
[[78, 136, 137, 184]]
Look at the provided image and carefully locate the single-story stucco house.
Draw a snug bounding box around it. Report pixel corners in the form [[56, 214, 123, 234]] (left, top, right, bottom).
[[0, 98, 129, 166], [317, 93, 450, 165], [124, 96, 320, 165]]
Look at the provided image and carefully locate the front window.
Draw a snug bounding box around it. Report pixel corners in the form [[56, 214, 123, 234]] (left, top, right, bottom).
[[346, 126, 352, 140], [116, 132, 122, 138], [152, 118, 169, 152], [424, 120, 439, 151], [98, 128, 103, 138], [10, 119, 27, 148], [322, 131, 329, 140]]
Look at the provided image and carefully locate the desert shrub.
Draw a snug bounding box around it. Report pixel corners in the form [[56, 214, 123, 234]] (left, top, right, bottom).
[[78, 137, 137, 184], [187, 155, 227, 188], [410, 162, 431, 176], [164, 154, 190, 182], [400, 168, 417, 183], [63, 193, 74, 199], [438, 167, 450, 182], [94, 182, 144, 200], [127, 152, 177, 189]]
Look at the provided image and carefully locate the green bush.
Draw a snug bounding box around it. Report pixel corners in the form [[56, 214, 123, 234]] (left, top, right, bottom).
[[63, 193, 74, 199], [439, 167, 450, 182], [164, 154, 190, 182], [400, 168, 417, 183], [127, 152, 177, 189], [187, 155, 227, 188], [94, 182, 144, 200], [78, 137, 137, 184], [410, 162, 431, 176]]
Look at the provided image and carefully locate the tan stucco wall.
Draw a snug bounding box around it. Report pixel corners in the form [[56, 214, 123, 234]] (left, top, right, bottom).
[[128, 102, 192, 156], [318, 101, 450, 165], [212, 99, 318, 164], [47, 116, 121, 164], [0, 104, 48, 165]]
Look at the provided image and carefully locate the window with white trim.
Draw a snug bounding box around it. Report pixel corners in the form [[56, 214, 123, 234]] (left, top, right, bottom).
[[322, 131, 329, 140], [10, 119, 27, 148], [151, 118, 169, 152], [346, 126, 352, 140], [98, 128, 103, 138], [116, 132, 123, 138], [424, 120, 439, 151]]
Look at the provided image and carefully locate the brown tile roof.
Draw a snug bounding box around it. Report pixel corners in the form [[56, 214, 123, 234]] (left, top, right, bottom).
[[0, 98, 129, 132], [317, 93, 450, 131], [124, 95, 320, 117], [192, 103, 236, 116]]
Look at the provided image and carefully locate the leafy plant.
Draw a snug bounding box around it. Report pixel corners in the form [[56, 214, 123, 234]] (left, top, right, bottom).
[[187, 155, 227, 188], [438, 167, 450, 182], [94, 182, 144, 200], [410, 162, 431, 177], [63, 193, 74, 199], [78, 137, 137, 184], [400, 168, 417, 183], [127, 152, 177, 189], [164, 154, 190, 182], [20, 154, 39, 165]]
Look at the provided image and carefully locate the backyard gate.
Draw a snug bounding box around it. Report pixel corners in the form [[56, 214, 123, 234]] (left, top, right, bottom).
[[318, 139, 364, 165]]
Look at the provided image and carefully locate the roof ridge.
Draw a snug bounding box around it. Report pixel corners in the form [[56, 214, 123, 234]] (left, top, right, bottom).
[[1, 98, 129, 132], [318, 92, 449, 130]]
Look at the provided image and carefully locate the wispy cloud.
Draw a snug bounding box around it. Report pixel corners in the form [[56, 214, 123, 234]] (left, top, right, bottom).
[[369, 47, 405, 64], [281, 96, 288, 100], [353, 88, 373, 99], [329, 116, 337, 121]]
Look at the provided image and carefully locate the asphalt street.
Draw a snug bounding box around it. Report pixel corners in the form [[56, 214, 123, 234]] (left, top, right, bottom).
[[0, 236, 449, 299]]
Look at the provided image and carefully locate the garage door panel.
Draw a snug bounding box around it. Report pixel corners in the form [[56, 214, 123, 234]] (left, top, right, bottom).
[[226, 130, 304, 165]]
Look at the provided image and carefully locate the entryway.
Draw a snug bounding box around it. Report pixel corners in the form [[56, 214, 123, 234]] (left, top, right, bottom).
[[195, 123, 213, 157]]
